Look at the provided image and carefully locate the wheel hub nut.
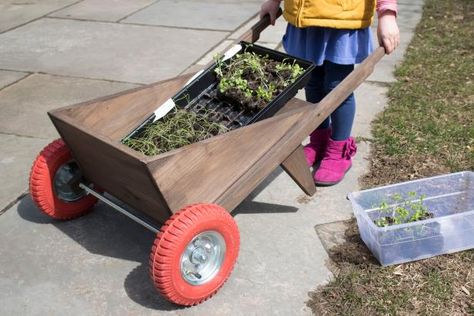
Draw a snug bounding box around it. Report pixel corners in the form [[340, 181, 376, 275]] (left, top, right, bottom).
[[191, 247, 208, 264], [180, 231, 226, 285]]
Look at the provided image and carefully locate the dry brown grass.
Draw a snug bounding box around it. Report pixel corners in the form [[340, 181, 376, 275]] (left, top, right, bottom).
[[308, 219, 474, 315], [308, 0, 474, 314]]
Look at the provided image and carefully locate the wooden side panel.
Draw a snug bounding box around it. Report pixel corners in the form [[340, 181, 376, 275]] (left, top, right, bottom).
[[47, 46, 384, 217], [147, 108, 307, 212], [215, 48, 386, 211], [214, 100, 315, 210], [281, 145, 316, 196], [145, 47, 385, 212], [50, 114, 172, 224], [50, 74, 194, 141]]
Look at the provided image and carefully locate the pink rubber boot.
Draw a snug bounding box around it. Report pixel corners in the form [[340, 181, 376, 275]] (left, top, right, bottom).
[[314, 137, 357, 185], [303, 128, 332, 166]]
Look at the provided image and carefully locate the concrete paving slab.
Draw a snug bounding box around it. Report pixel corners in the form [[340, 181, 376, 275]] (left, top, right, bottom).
[[0, 0, 77, 33], [259, 17, 287, 45], [0, 198, 161, 315], [0, 135, 49, 212], [229, 15, 286, 46], [50, 0, 156, 22], [368, 3, 423, 83], [397, 0, 425, 5], [396, 3, 424, 33], [315, 221, 348, 251], [368, 26, 414, 83], [0, 74, 139, 139], [352, 82, 389, 139], [121, 0, 260, 31], [228, 15, 259, 40], [196, 40, 235, 66], [181, 64, 208, 76], [0, 193, 328, 315], [0, 18, 228, 84], [0, 70, 29, 90]]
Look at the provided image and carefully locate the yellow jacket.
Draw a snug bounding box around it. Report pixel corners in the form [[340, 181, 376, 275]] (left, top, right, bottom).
[[283, 0, 376, 29]]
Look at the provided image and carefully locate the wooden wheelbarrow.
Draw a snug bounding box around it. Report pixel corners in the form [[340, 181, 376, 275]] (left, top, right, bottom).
[[28, 12, 386, 306]]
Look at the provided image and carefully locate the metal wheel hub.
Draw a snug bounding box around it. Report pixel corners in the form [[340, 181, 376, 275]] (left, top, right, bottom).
[[180, 231, 226, 285], [53, 161, 86, 202]]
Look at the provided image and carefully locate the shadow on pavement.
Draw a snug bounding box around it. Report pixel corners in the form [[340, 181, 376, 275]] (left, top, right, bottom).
[[233, 167, 300, 215], [18, 195, 154, 262], [17, 194, 182, 311], [16, 165, 292, 311], [16, 194, 55, 224], [233, 200, 298, 215], [124, 263, 182, 311]]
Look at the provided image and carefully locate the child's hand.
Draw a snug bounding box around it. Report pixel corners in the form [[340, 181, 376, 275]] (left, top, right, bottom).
[[260, 0, 281, 25], [377, 11, 400, 54]]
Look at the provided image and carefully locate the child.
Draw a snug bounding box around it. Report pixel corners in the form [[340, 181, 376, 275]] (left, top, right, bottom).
[[260, 0, 399, 185]]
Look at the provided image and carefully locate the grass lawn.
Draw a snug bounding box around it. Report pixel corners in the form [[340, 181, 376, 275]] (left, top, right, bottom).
[[308, 0, 474, 314]]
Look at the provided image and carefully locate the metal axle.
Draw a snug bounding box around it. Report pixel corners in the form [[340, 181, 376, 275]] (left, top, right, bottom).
[[79, 183, 160, 234]]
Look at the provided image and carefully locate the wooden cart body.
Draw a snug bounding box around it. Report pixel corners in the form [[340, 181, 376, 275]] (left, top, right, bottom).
[[28, 15, 387, 306], [48, 25, 385, 224]]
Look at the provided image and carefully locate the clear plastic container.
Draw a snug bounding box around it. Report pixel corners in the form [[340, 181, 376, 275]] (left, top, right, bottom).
[[348, 171, 474, 266]]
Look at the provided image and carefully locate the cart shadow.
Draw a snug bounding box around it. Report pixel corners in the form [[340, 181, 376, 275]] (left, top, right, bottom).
[[124, 263, 185, 311], [17, 195, 181, 311], [17, 166, 297, 311], [17, 195, 155, 262], [233, 200, 298, 215], [233, 167, 299, 215]]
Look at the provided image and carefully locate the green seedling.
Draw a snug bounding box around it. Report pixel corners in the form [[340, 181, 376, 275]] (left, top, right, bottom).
[[123, 108, 228, 156], [214, 49, 305, 112], [373, 191, 434, 227]]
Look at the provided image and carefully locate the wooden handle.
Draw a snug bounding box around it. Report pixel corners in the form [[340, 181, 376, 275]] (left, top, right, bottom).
[[238, 8, 283, 43], [315, 46, 385, 113]]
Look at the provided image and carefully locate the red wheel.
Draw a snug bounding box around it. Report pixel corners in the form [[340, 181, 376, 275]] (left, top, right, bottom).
[[29, 139, 98, 220], [149, 203, 240, 306]]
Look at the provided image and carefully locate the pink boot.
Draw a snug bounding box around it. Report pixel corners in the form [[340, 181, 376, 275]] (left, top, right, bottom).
[[303, 128, 332, 166], [314, 137, 357, 185]]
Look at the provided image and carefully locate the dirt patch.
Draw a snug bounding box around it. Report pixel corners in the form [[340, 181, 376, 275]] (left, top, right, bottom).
[[308, 219, 474, 315], [308, 0, 474, 314], [361, 147, 450, 188], [325, 220, 378, 267], [296, 194, 312, 204], [361, 0, 473, 188]]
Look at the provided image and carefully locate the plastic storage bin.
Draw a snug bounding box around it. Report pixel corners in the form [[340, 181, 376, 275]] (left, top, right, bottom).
[[348, 171, 474, 266]]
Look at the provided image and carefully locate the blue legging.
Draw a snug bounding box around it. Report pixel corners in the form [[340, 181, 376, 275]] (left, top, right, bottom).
[[305, 61, 355, 141]]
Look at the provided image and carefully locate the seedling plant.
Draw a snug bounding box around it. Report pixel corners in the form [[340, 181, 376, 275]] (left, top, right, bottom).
[[214, 50, 304, 112], [124, 47, 307, 156], [123, 108, 228, 156], [374, 191, 434, 227]]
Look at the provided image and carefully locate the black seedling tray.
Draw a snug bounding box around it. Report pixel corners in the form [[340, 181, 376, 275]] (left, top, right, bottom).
[[123, 42, 315, 141]]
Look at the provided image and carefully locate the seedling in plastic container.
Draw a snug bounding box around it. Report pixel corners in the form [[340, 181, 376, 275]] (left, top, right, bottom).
[[374, 191, 434, 227]]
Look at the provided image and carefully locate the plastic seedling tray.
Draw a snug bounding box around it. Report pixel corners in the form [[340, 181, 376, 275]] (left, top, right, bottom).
[[123, 41, 315, 141], [348, 171, 474, 266], [173, 41, 315, 126]]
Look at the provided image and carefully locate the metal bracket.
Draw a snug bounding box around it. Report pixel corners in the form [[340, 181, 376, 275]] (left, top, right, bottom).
[[79, 183, 160, 234]]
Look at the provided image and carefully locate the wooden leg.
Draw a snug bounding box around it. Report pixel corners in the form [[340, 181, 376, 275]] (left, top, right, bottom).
[[281, 145, 316, 196]]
